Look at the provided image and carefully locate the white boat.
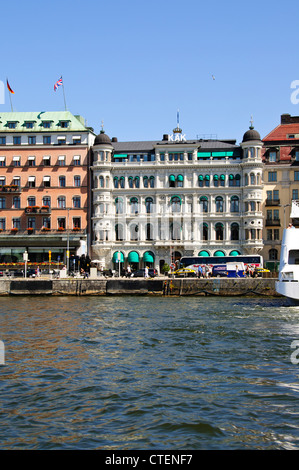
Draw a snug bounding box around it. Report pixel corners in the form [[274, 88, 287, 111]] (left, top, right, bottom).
[[275, 201, 299, 305]]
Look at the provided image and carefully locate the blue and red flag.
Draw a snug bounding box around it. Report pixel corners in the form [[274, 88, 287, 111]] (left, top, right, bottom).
[[54, 76, 63, 91]]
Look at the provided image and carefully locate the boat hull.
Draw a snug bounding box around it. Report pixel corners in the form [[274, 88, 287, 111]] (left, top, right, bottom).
[[276, 281, 299, 305]]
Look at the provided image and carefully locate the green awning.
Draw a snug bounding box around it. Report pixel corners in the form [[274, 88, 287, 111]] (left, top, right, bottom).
[[213, 174, 218, 180], [214, 251, 225, 257], [220, 174, 225, 180], [169, 174, 175, 182], [143, 251, 154, 263], [229, 250, 241, 256], [198, 152, 211, 157], [171, 195, 182, 202], [229, 174, 234, 180], [198, 250, 210, 256], [112, 251, 124, 263], [200, 196, 208, 201], [235, 174, 241, 179], [128, 251, 139, 263], [198, 175, 203, 180], [114, 154, 127, 158], [205, 175, 210, 180], [177, 174, 184, 181]]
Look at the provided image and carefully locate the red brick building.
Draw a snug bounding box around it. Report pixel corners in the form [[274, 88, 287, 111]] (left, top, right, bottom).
[[0, 111, 95, 270]]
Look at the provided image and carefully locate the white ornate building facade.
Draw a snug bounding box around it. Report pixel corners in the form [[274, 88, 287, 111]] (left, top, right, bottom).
[[90, 123, 264, 273]]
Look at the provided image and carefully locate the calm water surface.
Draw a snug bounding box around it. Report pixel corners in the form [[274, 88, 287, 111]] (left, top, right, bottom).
[[0, 295, 299, 450]]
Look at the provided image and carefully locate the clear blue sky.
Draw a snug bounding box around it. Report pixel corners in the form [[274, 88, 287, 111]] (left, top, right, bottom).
[[2, 0, 299, 143]]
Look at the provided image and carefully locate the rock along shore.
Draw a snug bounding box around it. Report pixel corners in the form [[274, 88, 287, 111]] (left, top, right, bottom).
[[0, 277, 280, 297]]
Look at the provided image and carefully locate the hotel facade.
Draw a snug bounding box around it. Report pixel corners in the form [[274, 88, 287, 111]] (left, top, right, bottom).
[[90, 122, 264, 273], [0, 111, 95, 268]]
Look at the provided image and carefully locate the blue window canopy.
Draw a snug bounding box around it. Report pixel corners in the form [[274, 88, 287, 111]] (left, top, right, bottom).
[[143, 251, 154, 263], [128, 251, 139, 263], [112, 251, 124, 263], [198, 250, 210, 256], [214, 250, 225, 257]]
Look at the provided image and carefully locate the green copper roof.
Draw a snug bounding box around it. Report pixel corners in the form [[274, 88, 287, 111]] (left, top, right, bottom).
[[0, 111, 89, 132]]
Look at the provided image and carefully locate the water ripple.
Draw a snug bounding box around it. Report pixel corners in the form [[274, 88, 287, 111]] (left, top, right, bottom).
[[0, 296, 299, 449]]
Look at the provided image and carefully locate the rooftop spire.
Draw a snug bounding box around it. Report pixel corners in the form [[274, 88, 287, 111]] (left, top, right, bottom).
[[173, 109, 182, 134]]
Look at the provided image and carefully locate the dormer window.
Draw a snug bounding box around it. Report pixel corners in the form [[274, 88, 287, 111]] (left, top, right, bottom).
[[60, 121, 69, 128], [25, 121, 34, 129], [42, 121, 52, 128], [269, 151, 277, 162], [7, 122, 17, 129]]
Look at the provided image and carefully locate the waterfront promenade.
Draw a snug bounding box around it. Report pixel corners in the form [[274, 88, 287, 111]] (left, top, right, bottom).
[[0, 275, 279, 297]]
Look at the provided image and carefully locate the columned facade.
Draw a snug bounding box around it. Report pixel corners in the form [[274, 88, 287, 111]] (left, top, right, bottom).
[[91, 123, 264, 273]]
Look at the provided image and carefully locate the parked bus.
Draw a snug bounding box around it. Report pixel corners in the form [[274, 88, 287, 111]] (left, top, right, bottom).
[[179, 255, 263, 277]]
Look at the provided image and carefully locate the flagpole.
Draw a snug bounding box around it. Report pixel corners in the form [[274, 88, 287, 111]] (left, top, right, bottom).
[[61, 75, 67, 111]]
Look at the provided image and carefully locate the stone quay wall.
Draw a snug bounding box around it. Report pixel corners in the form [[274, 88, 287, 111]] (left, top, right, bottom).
[[0, 277, 280, 297]]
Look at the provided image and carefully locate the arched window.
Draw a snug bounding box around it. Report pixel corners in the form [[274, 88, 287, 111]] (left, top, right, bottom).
[[171, 196, 181, 213], [58, 196, 66, 209], [231, 223, 239, 240], [99, 175, 104, 188], [198, 175, 204, 187], [128, 176, 134, 188], [169, 174, 175, 188], [145, 197, 154, 214], [245, 174, 248, 186], [250, 173, 255, 185], [213, 175, 219, 187], [204, 175, 210, 187], [200, 196, 208, 213], [230, 196, 239, 212], [215, 222, 224, 240], [130, 197, 139, 214], [143, 176, 148, 188], [269, 248, 278, 260], [114, 176, 118, 189], [215, 196, 224, 213], [220, 174, 225, 186], [120, 176, 125, 188], [177, 174, 184, 187], [149, 176, 155, 188], [170, 222, 181, 240], [202, 222, 209, 241], [130, 224, 139, 241], [146, 223, 154, 240], [115, 223, 124, 241], [135, 176, 140, 189], [115, 197, 124, 214]]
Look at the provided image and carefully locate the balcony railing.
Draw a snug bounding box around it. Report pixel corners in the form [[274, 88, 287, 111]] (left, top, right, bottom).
[[0, 228, 85, 236], [0, 185, 21, 193], [25, 206, 51, 214], [265, 219, 281, 227], [265, 199, 280, 206]]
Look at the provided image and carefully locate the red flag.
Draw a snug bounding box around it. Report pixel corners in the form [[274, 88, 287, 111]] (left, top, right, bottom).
[[7, 80, 14, 94]]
